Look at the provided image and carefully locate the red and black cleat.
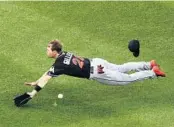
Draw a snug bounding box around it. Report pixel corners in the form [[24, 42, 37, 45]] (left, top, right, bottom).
[[152, 66, 166, 77]]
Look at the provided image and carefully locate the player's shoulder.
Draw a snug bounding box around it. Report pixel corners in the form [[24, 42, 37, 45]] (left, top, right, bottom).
[[54, 51, 73, 63], [60, 51, 74, 56]]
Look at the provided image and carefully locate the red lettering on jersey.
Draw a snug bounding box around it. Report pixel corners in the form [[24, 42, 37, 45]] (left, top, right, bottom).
[[72, 56, 84, 69]]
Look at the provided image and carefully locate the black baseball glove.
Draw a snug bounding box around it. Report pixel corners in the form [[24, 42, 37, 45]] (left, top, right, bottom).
[[14, 93, 32, 107]]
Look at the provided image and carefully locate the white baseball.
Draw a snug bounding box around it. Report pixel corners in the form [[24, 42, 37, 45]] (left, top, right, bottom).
[[58, 94, 63, 99]]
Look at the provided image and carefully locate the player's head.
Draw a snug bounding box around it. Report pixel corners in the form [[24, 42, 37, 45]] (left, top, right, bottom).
[[47, 40, 62, 58]]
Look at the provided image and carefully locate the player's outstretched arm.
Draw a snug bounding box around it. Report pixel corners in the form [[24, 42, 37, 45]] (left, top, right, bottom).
[[14, 73, 52, 107], [27, 74, 52, 98], [24, 71, 49, 87]]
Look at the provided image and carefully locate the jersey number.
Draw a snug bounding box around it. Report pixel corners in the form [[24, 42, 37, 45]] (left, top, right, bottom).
[[72, 56, 84, 69]]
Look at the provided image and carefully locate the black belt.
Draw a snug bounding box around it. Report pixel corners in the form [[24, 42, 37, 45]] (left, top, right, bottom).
[[89, 59, 94, 74]]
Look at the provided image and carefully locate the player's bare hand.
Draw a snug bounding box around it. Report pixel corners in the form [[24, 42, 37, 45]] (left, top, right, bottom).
[[24, 82, 37, 86]]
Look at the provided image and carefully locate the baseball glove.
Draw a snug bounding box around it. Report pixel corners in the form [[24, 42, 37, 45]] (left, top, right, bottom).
[[14, 93, 32, 107]]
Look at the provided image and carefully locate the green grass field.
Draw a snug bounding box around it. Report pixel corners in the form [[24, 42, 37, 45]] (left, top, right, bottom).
[[0, 1, 174, 127]]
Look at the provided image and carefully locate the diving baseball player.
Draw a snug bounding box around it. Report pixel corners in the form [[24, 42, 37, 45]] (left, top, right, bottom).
[[14, 40, 166, 107]]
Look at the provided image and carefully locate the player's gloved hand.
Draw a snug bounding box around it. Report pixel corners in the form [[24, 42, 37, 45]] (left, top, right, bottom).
[[24, 82, 37, 86], [14, 92, 32, 107]]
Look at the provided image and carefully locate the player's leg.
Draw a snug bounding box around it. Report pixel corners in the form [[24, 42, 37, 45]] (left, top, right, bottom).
[[105, 60, 158, 73], [90, 69, 156, 85], [106, 61, 150, 73], [89, 58, 165, 85], [90, 58, 155, 85]]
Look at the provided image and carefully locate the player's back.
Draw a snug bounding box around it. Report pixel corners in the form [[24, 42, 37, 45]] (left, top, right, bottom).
[[49, 52, 91, 79]]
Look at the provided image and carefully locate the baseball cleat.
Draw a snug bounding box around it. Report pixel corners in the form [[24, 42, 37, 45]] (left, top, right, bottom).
[[150, 60, 159, 69], [152, 66, 166, 77]]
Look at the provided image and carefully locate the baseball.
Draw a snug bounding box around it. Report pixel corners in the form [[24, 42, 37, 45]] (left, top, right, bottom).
[[58, 94, 63, 99]]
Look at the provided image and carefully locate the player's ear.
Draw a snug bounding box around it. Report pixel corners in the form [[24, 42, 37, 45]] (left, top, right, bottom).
[[53, 50, 57, 54], [53, 50, 58, 57]]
